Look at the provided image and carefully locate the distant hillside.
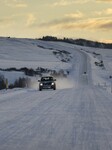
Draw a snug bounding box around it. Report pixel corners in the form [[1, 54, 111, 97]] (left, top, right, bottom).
[[39, 36, 112, 49]]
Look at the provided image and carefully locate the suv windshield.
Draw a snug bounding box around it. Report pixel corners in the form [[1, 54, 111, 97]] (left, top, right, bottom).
[[41, 77, 53, 81]]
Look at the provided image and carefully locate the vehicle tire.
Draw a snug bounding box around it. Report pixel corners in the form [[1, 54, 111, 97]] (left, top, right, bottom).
[[53, 86, 56, 90], [39, 87, 42, 91]]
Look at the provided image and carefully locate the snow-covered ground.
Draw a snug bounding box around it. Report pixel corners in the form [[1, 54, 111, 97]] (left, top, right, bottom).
[[0, 37, 112, 150]]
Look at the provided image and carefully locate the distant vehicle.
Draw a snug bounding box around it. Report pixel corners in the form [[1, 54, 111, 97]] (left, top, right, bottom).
[[38, 76, 56, 91]]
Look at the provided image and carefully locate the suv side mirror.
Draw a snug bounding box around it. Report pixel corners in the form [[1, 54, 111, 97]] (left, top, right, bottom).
[[54, 79, 56, 81], [38, 80, 40, 82]]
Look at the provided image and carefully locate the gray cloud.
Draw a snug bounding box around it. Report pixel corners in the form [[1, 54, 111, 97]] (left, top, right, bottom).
[[98, 21, 112, 29], [39, 18, 77, 27], [38, 12, 84, 28], [38, 17, 112, 32], [96, 0, 112, 2], [4, 0, 28, 8], [0, 17, 13, 24], [51, 0, 89, 6]]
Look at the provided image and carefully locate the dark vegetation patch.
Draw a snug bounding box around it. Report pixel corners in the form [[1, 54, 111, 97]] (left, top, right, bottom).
[[95, 60, 104, 67], [39, 36, 112, 49]]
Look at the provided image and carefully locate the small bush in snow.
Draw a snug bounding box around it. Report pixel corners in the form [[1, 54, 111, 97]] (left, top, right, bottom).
[[0, 74, 6, 90]]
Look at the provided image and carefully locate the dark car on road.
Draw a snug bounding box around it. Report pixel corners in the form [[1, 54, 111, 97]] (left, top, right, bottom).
[[38, 76, 56, 91]]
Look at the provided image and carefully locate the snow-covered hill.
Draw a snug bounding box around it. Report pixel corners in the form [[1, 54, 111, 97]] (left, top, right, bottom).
[[0, 37, 112, 91], [0, 37, 74, 87], [0, 37, 72, 69]]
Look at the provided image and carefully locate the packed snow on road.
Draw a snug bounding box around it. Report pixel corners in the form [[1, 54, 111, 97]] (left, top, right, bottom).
[[0, 37, 112, 150]]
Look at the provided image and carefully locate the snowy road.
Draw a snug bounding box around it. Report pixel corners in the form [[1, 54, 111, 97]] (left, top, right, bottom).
[[0, 48, 112, 150], [0, 87, 112, 150], [78, 50, 89, 85]]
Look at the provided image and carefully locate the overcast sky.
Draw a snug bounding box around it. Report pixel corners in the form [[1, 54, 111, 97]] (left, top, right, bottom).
[[0, 0, 112, 43]]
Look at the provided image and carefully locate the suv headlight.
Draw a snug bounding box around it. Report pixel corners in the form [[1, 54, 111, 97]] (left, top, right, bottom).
[[40, 83, 43, 86], [51, 82, 54, 85]]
